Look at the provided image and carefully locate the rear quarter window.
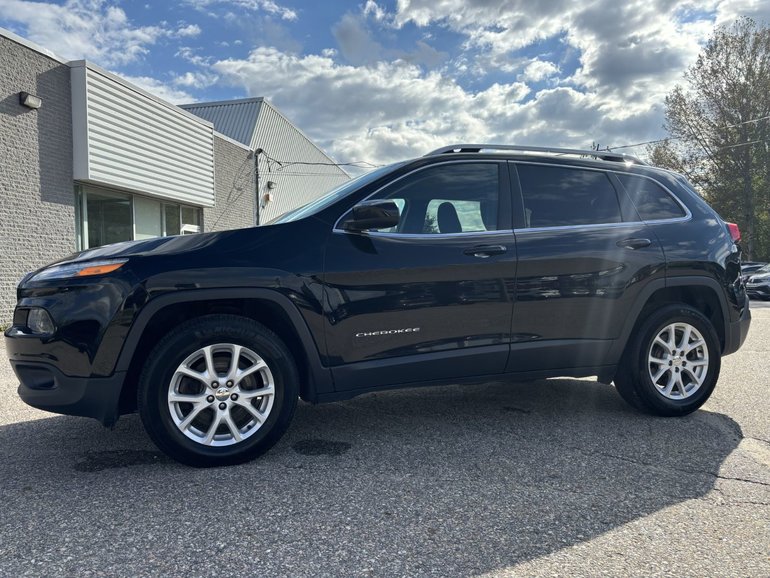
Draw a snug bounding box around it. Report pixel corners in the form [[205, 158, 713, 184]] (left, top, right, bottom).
[[616, 174, 685, 221]]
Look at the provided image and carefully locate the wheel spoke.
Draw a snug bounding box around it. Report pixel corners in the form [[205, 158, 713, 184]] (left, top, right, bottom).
[[649, 356, 668, 365], [227, 344, 242, 381], [685, 339, 704, 353], [662, 372, 677, 396], [223, 413, 243, 443], [677, 376, 688, 397], [176, 366, 207, 385], [169, 391, 207, 404], [236, 361, 267, 384], [666, 325, 676, 351], [678, 325, 691, 351], [688, 358, 708, 367], [682, 366, 704, 386], [238, 385, 275, 400], [654, 335, 671, 354], [651, 366, 668, 383], [204, 412, 224, 444], [178, 402, 209, 431], [202, 345, 217, 381], [233, 398, 266, 423]]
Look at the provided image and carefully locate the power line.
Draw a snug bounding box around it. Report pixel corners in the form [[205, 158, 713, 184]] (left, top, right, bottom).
[[605, 113, 770, 152], [257, 149, 385, 173]]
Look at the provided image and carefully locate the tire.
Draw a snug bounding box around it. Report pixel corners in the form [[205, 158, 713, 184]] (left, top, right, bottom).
[[614, 304, 721, 416], [138, 314, 298, 467]]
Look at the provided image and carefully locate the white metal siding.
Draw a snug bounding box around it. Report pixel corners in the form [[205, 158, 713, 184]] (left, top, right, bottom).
[[254, 101, 349, 223], [71, 63, 215, 206]]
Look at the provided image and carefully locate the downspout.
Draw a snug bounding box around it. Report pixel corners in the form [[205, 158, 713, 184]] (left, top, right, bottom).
[[253, 148, 263, 226]]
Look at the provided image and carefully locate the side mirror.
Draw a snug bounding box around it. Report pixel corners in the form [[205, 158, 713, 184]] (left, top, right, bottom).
[[341, 200, 400, 232]]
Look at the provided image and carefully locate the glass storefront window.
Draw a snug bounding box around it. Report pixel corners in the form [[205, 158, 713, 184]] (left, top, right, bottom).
[[86, 190, 132, 248], [134, 197, 162, 240], [78, 185, 203, 249], [164, 204, 181, 236]]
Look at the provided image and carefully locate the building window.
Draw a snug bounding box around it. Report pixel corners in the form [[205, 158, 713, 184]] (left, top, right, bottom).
[[77, 185, 203, 249]]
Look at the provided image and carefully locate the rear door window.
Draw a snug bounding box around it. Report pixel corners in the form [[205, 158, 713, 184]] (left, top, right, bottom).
[[516, 164, 622, 228]]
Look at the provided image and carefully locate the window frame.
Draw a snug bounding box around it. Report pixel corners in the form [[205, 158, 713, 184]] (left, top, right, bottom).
[[332, 160, 513, 238]]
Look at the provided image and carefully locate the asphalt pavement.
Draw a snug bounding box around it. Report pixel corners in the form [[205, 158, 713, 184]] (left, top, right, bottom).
[[0, 306, 768, 577]]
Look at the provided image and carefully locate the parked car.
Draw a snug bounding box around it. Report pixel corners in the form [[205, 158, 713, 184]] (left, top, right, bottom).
[[741, 261, 767, 284], [746, 263, 770, 300], [5, 144, 751, 467]]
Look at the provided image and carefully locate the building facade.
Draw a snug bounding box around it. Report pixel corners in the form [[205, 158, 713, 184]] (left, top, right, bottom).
[[0, 28, 349, 322]]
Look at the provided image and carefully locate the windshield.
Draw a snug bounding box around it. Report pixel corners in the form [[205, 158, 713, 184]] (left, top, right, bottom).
[[268, 162, 405, 224]]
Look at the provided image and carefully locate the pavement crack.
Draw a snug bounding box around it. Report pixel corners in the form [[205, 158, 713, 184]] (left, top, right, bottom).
[[566, 446, 770, 488], [713, 474, 770, 488]]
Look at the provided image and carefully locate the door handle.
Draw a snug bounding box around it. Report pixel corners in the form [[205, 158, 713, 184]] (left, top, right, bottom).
[[617, 238, 652, 250], [464, 245, 507, 258]]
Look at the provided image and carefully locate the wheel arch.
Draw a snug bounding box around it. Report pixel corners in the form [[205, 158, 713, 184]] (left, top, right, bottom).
[[605, 276, 729, 370], [116, 289, 332, 415]]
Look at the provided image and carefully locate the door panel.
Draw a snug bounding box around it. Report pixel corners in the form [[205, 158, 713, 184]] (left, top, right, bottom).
[[507, 162, 666, 372], [322, 161, 516, 391]]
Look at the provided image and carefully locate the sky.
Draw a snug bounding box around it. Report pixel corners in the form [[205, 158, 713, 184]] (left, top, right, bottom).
[[1, 0, 769, 168]]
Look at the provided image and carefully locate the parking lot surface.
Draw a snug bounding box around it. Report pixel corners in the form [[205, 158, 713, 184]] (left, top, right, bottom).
[[1, 306, 768, 577]]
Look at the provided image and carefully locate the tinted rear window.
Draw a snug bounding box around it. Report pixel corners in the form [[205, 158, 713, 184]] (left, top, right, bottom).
[[616, 174, 685, 221], [517, 164, 622, 228]]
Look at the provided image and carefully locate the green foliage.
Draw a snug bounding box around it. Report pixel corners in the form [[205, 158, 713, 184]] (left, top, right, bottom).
[[650, 17, 770, 260]]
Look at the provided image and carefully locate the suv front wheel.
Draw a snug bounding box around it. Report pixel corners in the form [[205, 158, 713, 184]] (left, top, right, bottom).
[[138, 315, 298, 467], [614, 304, 721, 416]]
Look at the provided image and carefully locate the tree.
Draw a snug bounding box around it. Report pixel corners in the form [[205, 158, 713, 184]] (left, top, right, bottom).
[[649, 18, 770, 260]]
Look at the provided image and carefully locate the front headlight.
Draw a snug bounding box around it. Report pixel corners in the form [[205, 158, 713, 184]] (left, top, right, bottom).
[[29, 259, 128, 282]]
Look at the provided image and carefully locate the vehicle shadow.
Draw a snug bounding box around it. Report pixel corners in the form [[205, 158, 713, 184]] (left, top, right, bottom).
[[0, 378, 743, 576]]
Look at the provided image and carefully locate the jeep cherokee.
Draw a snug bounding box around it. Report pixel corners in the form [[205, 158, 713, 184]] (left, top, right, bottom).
[[5, 144, 751, 467]]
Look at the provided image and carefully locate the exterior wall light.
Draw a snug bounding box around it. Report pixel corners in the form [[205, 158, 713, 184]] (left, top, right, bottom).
[[19, 91, 43, 109], [266, 180, 277, 189]]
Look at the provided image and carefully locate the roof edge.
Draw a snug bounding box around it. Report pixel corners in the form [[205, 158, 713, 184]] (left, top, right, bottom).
[[0, 26, 69, 64], [214, 130, 252, 151], [179, 96, 265, 109]]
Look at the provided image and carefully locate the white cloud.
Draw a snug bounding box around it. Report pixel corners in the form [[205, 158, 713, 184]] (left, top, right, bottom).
[[210, 46, 655, 166], [363, 1, 387, 22], [184, 0, 298, 21], [120, 74, 193, 104], [172, 70, 219, 88], [519, 60, 560, 83], [173, 23, 202, 38], [0, 0, 202, 65]]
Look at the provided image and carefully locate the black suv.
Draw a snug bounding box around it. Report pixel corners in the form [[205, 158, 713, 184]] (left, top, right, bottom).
[[5, 144, 751, 467]]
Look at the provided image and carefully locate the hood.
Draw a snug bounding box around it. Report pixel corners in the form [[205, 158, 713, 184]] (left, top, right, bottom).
[[53, 228, 264, 265], [749, 272, 770, 282]]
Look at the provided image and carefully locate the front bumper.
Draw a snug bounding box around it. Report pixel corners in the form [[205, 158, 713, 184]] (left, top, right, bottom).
[[10, 359, 125, 426]]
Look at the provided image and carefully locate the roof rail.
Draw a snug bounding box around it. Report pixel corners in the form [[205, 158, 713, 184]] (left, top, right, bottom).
[[424, 144, 646, 165]]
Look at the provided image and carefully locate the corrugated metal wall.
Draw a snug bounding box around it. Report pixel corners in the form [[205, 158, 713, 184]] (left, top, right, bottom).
[[181, 98, 262, 147], [252, 101, 350, 223], [71, 62, 215, 207]]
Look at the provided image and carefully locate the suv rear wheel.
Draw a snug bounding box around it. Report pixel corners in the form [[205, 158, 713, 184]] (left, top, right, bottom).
[[614, 304, 721, 416], [138, 314, 298, 467]]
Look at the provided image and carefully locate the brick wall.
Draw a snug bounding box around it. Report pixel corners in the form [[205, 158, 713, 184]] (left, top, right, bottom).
[[204, 135, 256, 232], [0, 35, 75, 323]]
